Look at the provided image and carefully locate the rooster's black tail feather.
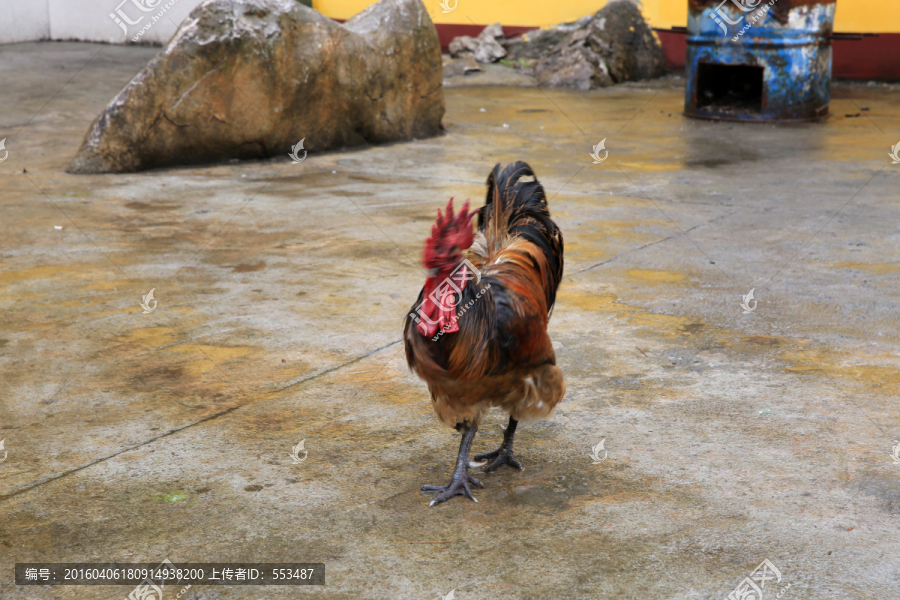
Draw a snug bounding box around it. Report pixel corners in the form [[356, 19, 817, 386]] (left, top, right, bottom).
[[478, 161, 564, 312]]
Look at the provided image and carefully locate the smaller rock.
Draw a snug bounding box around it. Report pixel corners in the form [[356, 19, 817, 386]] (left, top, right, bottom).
[[449, 35, 478, 57], [443, 55, 482, 77], [480, 22, 504, 40], [475, 44, 505, 64], [474, 38, 506, 64], [474, 23, 506, 63], [449, 22, 506, 64]]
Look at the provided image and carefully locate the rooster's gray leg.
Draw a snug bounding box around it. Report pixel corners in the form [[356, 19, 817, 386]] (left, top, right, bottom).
[[474, 416, 523, 472], [421, 424, 483, 506]]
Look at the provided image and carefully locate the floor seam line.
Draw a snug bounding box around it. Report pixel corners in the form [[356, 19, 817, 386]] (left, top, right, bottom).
[[0, 339, 402, 502]]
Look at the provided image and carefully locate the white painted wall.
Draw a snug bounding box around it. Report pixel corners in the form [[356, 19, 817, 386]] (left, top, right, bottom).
[[0, 0, 207, 45], [0, 0, 50, 44]]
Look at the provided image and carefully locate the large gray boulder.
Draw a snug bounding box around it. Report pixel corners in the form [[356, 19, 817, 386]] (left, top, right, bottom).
[[68, 0, 444, 173], [504, 0, 665, 90]]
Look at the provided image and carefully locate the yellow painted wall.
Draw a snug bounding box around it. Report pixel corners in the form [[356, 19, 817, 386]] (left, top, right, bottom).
[[314, 0, 609, 27], [313, 0, 900, 33], [649, 0, 900, 32]]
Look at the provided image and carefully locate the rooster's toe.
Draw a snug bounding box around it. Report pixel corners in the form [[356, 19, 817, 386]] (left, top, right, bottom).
[[421, 474, 482, 506], [478, 447, 523, 472]]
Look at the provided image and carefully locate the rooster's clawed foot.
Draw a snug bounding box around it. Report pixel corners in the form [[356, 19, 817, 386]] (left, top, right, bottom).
[[474, 447, 523, 472], [475, 416, 524, 472], [421, 473, 483, 507]]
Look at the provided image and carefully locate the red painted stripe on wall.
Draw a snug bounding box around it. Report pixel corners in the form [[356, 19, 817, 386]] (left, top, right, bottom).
[[832, 34, 900, 79]]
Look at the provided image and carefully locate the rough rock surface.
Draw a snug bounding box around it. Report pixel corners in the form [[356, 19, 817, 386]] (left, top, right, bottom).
[[68, 0, 444, 173], [442, 54, 482, 78], [448, 22, 506, 64], [503, 22, 580, 63], [448, 35, 477, 57], [504, 0, 665, 90]]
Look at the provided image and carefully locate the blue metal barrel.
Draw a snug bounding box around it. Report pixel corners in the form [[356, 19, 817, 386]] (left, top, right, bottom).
[[685, 0, 836, 121]]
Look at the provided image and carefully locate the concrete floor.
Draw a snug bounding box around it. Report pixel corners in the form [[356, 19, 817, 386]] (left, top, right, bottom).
[[1, 42, 899, 599]]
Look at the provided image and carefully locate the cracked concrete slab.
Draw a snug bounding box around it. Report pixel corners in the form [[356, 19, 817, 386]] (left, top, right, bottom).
[[1, 42, 899, 599]]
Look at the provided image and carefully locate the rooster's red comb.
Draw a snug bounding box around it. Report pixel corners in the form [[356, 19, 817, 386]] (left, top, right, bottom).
[[422, 198, 475, 271], [430, 198, 473, 237]]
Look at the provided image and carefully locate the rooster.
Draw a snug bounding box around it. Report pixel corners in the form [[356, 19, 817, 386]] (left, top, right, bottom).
[[404, 161, 565, 506]]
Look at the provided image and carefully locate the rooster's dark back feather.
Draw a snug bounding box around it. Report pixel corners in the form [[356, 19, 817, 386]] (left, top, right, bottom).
[[478, 161, 564, 312]]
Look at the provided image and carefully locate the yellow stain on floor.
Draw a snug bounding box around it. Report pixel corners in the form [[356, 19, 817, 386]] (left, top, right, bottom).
[[556, 288, 622, 313], [556, 285, 697, 339], [564, 239, 617, 263], [340, 374, 418, 406], [0, 264, 102, 285], [832, 261, 900, 275], [81, 280, 128, 291], [615, 160, 682, 173], [119, 326, 180, 348], [621, 269, 686, 285], [626, 311, 694, 337], [115, 328, 250, 377], [169, 344, 251, 380], [567, 218, 669, 243], [781, 348, 900, 390], [191, 344, 250, 363]]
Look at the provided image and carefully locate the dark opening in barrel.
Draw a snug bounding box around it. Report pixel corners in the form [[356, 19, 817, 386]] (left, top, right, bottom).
[[696, 63, 764, 113]]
